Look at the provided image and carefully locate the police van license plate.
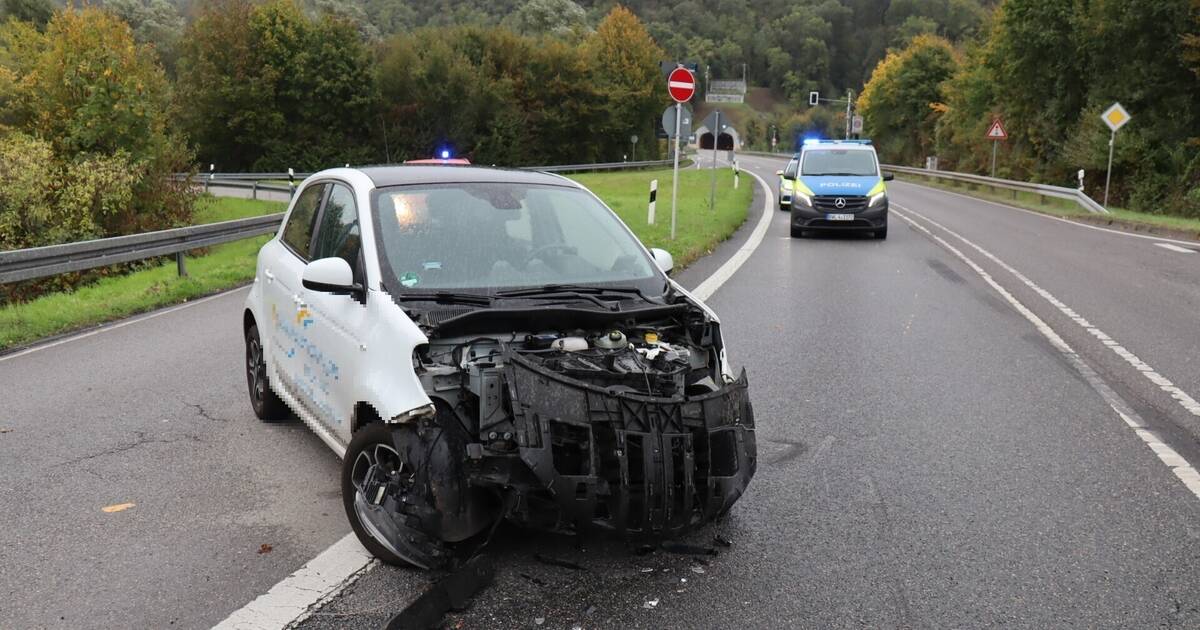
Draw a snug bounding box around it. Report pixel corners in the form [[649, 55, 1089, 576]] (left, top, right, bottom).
[[825, 213, 854, 221]]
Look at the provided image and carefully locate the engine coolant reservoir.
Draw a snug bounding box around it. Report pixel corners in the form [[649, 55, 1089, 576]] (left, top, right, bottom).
[[594, 330, 628, 350]]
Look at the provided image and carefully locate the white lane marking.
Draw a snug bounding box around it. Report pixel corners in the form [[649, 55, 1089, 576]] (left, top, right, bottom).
[[214, 168, 776, 630], [213, 534, 377, 630], [895, 203, 1200, 420], [892, 206, 1200, 502], [894, 179, 1200, 248], [691, 168, 774, 301], [0, 286, 250, 363], [1155, 243, 1196, 254]]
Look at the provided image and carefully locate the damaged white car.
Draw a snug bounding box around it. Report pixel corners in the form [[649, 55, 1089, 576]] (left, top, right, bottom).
[[242, 166, 757, 569]]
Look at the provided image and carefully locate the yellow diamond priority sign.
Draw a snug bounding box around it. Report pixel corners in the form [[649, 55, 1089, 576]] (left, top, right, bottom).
[[1102, 102, 1131, 132]]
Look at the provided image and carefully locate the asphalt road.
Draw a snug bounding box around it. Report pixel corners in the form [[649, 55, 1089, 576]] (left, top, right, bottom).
[[4, 154, 1200, 629]]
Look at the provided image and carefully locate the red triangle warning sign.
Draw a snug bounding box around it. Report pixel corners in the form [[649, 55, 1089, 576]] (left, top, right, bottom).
[[986, 119, 1008, 140]]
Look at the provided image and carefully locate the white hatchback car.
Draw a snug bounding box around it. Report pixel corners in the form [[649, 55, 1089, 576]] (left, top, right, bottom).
[[243, 166, 757, 568]]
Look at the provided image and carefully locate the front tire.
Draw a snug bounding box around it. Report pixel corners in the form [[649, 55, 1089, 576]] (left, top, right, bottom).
[[790, 225, 804, 238], [245, 323, 289, 422], [874, 227, 888, 240]]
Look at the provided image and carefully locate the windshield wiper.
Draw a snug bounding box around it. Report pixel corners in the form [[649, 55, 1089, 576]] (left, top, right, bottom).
[[393, 291, 494, 306], [495, 284, 654, 301]]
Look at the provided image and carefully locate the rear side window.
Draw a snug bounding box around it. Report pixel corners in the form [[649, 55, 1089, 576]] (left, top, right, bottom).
[[312, 184, 361, 273], [281, 184, 326, 258]]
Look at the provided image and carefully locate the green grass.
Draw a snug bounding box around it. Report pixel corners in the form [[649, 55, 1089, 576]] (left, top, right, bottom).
[[0, 169, 752, 352], [570, 167, 752, 269], [0, 196, 283, 351], [896, 173, 1200, 237]]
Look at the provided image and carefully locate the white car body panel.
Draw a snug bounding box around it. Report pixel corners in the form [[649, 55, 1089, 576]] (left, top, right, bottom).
[[244, 167, 728, 456]]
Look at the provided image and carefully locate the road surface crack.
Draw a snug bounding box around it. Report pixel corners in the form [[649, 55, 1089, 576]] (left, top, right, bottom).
[[57, 430, 203, 466], [185, 401, 229, 423]]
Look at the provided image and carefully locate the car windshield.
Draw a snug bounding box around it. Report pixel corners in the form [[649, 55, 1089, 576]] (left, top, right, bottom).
[[801, 149, 878, 176], [371, 182, 662, 294]]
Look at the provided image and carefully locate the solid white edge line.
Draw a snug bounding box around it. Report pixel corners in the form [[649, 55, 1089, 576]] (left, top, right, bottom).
[[213, 534, 377, 630], [892, 204, 1200, 504], [1155, 242, 1196, 254], [894, 179, 1200, 248], [212, 164, 776, 630], [895, 203, 1200, 420], [690, 168, 774, 301], [0, 286, 251, 363]]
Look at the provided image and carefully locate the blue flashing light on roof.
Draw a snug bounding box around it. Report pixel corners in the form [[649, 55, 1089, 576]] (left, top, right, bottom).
[[440, 149, 451, 159], [802, 138, 821, 146]]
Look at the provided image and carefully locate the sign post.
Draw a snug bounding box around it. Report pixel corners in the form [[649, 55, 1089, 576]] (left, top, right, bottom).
[[1100, 102, 1131, 208], [630, 134, 638, 161], [985, 118, 1008, 177], [667, 66, 696, 240], [710, 110, 720, 210]]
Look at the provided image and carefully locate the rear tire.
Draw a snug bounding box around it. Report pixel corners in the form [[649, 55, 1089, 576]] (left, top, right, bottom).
[[245, 323, 289, 422]]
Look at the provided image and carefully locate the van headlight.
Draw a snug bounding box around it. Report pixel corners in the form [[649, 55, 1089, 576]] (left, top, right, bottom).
[[869, 193, 886, 208], [794, 192, 813, 207]]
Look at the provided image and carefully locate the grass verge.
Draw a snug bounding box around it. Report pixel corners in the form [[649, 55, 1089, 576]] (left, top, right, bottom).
[[1, 168, 752, 352], [896, 173, 1200, 240], [571, 166, 752, 269]]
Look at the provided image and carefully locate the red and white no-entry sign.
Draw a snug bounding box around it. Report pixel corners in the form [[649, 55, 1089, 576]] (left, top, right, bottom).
[[668, 67, 695, 103]]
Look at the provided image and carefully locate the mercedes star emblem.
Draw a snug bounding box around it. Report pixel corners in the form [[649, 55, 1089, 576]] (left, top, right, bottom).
[[834, 197, 847, 209]]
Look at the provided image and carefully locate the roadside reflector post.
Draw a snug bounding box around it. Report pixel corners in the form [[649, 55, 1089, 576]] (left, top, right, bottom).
[[648, 179, 658, 224], [710, 110, 719, 211], [288, 167, 296, 198], [205, 163, 214, 193], [733, 160, 739, 189]]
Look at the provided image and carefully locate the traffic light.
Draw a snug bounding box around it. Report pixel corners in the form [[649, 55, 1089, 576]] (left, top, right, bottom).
[[809, 91, 819, 106]]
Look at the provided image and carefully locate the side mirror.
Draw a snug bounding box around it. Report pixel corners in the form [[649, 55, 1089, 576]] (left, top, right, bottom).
[[882, 173, 895, 182], [775, 170, 784, 176], [650, 248, 674, 274], [302, 257, 361, 296]]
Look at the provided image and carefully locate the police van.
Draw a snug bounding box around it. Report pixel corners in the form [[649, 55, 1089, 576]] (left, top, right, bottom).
[[782, 139, 892, 239]]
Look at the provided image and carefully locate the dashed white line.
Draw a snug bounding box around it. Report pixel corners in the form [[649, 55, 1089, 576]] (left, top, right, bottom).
[[213, 164, 778, 630], [892, 205, 1200, 503], [1155, 242, 1196, 254]]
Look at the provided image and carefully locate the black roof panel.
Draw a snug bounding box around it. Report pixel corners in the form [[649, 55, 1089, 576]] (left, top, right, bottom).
[[357, 165, 577, 188]]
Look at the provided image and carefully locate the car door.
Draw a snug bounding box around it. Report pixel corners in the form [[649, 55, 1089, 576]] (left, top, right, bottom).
[[263, 182, 327, 412], [301, 181, 368, 444]]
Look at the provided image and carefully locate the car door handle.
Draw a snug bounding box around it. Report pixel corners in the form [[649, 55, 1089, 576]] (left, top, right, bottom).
[[264, 269, 275, 283]]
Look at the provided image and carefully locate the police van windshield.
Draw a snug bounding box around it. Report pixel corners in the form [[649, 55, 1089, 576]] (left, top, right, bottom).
[[801, 149, 878, 177], [371, 183, 662, 294]]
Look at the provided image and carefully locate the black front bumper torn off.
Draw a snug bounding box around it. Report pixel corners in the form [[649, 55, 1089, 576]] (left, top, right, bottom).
[[504, 351, 756, 536]]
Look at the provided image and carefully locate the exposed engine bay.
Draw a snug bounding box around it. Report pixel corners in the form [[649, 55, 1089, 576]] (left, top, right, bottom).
[[352, 300, 757, 569]]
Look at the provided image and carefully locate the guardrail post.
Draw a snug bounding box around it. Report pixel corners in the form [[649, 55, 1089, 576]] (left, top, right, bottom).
[[176, 252, 187, 277], [252, 181, 258, 200]]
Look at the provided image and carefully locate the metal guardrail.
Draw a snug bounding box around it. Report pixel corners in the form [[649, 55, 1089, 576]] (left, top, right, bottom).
[[0, 213, 284, 284], [881, 164, 1109, 215], [737, 150, 1109, 215], [3, 159, 679, 285], [184, 159, 676, 184]]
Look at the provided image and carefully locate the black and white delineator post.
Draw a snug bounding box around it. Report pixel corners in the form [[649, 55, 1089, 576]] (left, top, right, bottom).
[[709, 110, 720, 211], [648, 179, 658, 224]]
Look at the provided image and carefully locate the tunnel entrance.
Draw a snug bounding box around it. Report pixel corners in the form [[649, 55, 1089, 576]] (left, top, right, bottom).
[[699, 132, 735, 151]]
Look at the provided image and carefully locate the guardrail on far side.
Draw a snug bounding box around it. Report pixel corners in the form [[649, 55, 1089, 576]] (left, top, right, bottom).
[[737, 150, 1109, 215]]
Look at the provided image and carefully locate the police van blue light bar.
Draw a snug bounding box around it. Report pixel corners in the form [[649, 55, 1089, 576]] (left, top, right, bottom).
[[804, 139, 872, 146]]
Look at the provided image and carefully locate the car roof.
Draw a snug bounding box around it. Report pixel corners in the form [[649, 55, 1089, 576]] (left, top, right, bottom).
[[355, 165, 575, 189]]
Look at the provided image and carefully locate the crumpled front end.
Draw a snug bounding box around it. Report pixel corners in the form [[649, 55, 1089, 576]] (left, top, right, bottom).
[[504, 351, 756, 536]]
